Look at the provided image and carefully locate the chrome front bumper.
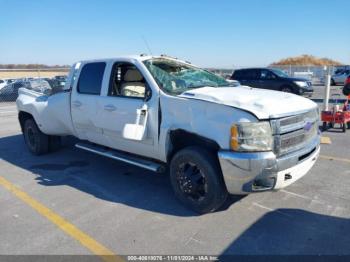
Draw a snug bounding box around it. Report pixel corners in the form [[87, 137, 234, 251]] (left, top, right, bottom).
[[218, 136, 320, 195]]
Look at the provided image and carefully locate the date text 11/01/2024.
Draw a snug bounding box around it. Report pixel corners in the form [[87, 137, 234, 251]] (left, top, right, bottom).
[[127, 255, 218, 261]]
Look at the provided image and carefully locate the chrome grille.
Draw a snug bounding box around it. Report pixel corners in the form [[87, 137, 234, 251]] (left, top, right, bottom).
[[271, 109, 319, 156]]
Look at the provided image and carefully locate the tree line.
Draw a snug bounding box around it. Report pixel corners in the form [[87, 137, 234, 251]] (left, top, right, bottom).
[[0, 64, 70, 69]]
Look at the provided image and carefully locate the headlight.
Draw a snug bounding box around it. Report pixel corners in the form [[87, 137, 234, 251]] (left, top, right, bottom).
[[294, 81, 308, 87], [230, 122, 273, 151]]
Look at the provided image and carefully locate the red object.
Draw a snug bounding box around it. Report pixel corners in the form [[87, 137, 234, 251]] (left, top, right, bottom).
[[321, 99, 350, 132], [321, 110, 350, 123], [346, 76, 350, 85]]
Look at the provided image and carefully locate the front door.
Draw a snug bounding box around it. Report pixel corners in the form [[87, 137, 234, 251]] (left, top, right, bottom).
[[257, 69, 280, 90], [94, 61, 159, 159]]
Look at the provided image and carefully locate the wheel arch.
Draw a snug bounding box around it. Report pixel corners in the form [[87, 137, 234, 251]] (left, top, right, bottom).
[[280, 84, 296, 93], [18, 111, 35, 132], [166, 129, 220, 162]]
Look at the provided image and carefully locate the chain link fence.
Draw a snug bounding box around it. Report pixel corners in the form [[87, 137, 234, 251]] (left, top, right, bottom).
[[1, 65, 349, 103], [212, 65, 350, 85]]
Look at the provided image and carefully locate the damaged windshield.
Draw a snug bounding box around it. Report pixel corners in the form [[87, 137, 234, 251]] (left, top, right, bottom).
[[143, 58, 230, 95]]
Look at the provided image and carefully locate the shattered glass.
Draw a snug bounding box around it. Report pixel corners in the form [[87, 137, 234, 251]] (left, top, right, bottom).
[[144, 58, 230, 95]]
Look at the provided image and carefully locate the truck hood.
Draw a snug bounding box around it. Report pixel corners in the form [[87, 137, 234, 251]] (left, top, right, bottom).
[[179, 86, 317, 119]]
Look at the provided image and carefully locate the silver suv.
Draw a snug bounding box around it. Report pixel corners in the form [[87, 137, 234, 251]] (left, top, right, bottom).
[[332, 69, 350, 85]]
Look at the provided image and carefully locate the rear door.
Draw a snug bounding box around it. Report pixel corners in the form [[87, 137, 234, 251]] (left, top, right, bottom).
[[71, 61, 108, 145], [238, 69, 259, 88]]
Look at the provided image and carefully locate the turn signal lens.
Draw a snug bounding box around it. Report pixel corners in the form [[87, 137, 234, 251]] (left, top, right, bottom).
[[230, 125, 239, 150]]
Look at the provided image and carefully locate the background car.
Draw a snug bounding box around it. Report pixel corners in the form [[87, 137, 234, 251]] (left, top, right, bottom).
[[0, 81, 28, 101], [331, 69, 350, 85], [230, 68, 313, 96], [53, 75, 67, 87], [0, 79, 7, 90], [3, 78, 17, 85]]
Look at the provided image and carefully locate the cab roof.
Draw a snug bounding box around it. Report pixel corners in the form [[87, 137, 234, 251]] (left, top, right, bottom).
[[77, 54, 192, 66]]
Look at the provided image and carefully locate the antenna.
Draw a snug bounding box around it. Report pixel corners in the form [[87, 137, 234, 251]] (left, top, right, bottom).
[[141, 35, 153, 56]]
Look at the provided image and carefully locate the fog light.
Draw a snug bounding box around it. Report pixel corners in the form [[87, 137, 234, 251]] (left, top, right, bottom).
[[252, 177, 276, 191], [284, 173, 292, 181]]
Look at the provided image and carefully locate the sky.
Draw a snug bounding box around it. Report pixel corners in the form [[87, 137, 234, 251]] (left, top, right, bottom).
[[0, 0, 349, 68]]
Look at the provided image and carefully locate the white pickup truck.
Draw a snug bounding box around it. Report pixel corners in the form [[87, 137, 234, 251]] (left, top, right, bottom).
[[16, 55, 320, 213]]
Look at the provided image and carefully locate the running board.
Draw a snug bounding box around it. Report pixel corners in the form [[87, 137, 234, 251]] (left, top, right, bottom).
[[75, 143, 165, 173]]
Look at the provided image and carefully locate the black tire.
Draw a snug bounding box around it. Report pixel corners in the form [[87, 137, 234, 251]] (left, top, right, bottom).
[[347, 122, 350, 129], [23, 118, 49, 155], [331, 79, 336, 86], [169, 146, 228, 214], [49, 135, 61, 152], [280, 86, 293, 93], [342, 123, 346, 133], [343, 84, 350, 96], [322, 122, 327, 131]]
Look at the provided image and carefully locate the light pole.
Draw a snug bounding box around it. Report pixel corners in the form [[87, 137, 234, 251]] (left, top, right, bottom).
[[323, 66, 331, 111]]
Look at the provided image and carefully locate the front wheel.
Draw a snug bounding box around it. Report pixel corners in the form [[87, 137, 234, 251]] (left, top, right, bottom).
[[280, 86, 293, 93], [169, 146, 228, 214]]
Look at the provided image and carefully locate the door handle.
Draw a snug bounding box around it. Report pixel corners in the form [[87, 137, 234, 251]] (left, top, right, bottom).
[[72, 100, 82, 107], [104, 104, 117, 112]]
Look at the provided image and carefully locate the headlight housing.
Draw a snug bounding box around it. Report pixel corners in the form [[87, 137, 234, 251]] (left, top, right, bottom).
[[294, 81, 308, 88], [230, 122, 273, 152]]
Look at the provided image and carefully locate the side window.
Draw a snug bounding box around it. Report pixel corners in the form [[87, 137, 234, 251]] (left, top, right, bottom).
[[108, 62, 146, 99], [243, 69, 258, 80], [0, 80, 4, 84], [77, 62, 106, 95], [232, 70, 242, 79], [260, 69, 276, 80]]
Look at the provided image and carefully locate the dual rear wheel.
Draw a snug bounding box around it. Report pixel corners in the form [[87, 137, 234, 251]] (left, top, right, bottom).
[[23, 119, 61, 155]]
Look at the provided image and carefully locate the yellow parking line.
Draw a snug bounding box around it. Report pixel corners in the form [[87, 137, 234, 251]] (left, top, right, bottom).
[[320, 155, 350, 164], [0, 176, 123, 262], [320, 136, 331, 144]]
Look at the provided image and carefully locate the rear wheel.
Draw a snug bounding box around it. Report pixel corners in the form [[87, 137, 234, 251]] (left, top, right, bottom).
[[331, 78, 336, 86], [169, 146, 228, 214], [23, 119, 49, 155], [342, 123, 347, 133]]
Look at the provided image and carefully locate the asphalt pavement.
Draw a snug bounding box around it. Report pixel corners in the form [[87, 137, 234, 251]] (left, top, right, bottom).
[[0, 94, 349, 260]]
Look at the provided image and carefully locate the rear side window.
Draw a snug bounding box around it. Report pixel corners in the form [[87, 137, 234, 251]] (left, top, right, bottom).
[[244, 69, 258, 80], [234, 69, 258, 80], [0, 80, 4, 84], [232, 70, 243, 79], [77, 62, 106, 95]]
